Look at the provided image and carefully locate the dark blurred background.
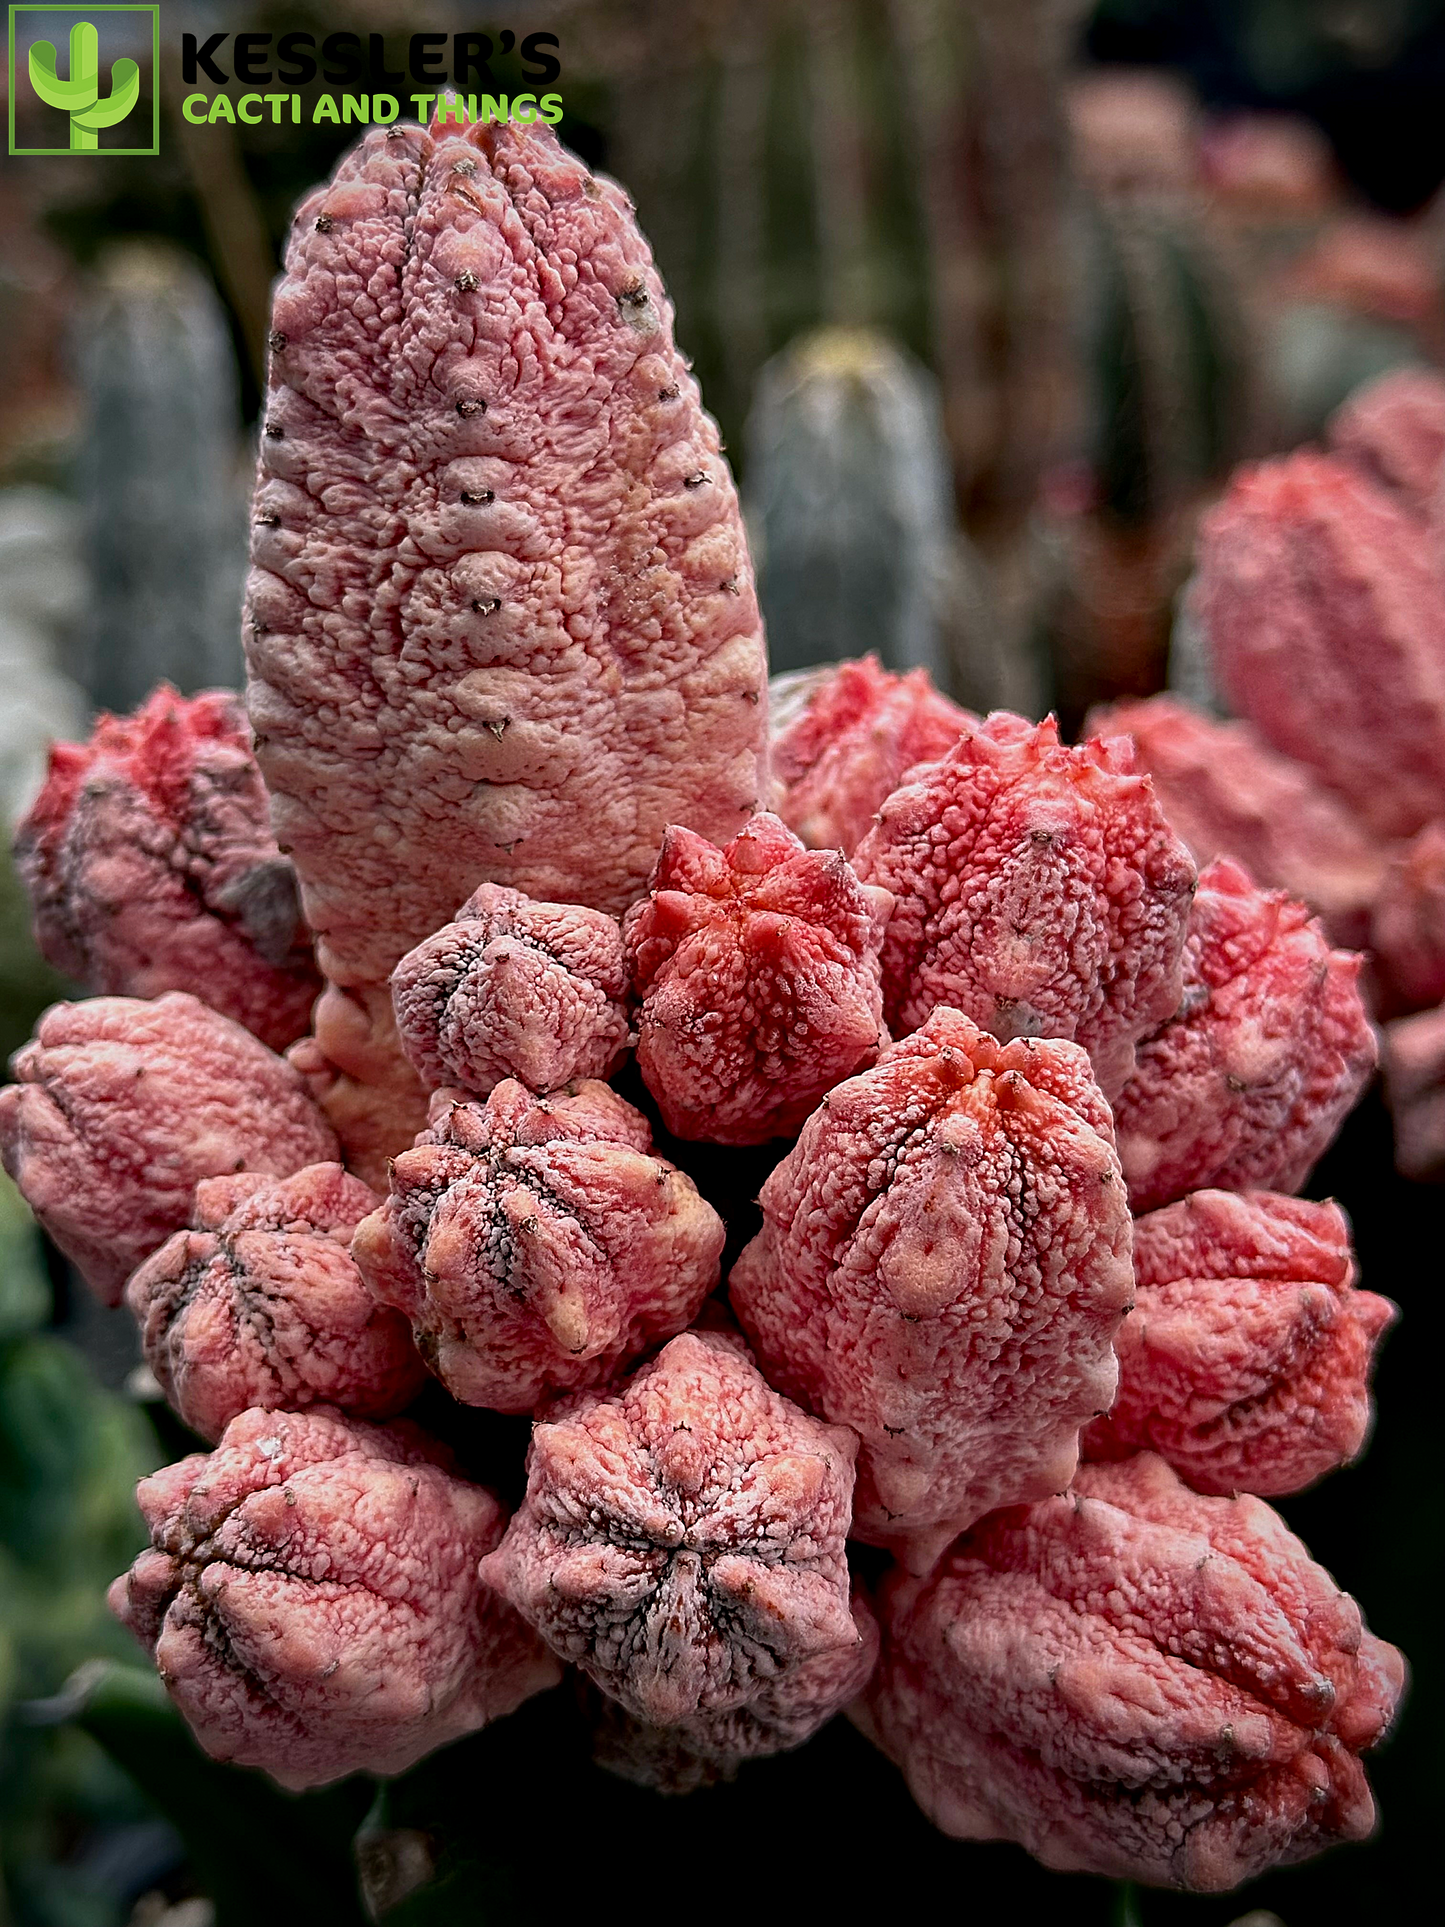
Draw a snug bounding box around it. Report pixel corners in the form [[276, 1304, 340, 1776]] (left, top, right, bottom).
[[0, 3, 1441, 1922]]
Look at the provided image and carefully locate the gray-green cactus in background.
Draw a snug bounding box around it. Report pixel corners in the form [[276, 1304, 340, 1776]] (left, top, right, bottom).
[[0, 488, 86, 830], [745, 328, 960, 684], [1081, 194, 1259, 528], [72, 242, 246, 712]]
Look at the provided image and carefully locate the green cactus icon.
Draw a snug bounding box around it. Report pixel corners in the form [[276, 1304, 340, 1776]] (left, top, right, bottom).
[[29, 21, 139, 151]]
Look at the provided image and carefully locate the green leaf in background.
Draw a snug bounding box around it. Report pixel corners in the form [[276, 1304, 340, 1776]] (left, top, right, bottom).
[[0, 847, 71, 1071], [49, 1662, 372, 1927], [0, 1176, 165, 1925]]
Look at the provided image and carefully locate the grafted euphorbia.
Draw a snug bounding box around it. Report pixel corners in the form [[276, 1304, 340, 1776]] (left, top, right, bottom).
[[0, 109, 1404, 1897]]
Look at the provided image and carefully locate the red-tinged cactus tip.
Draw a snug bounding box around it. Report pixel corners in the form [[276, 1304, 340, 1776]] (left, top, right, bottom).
[[1328, 365, 1445, 512], [769, 655, 976, 856], [392, 883, 632, 1099], [0, 994, 338, 1305], [15, 686, 320, 1052], [852, 713, 1197, 1098], [1196, 451, 1445, 840], [622, 812, 893, 1145], [246, 113, 767, 989], [1089, 694, 1386, 950], [126, 1164, 425, 1443], [731, 1006, 1134, 1571]]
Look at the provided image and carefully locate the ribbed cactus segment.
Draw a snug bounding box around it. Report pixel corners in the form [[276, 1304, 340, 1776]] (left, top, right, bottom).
[[73, 244, 246, 710], [1083, 196, 1256, 526], [29, 23, 139, 151], [746, 327, 956, 683]]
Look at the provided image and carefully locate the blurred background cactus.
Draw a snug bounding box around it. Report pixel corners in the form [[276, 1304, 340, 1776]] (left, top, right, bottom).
[[3, 0, 1445, 1919], [71, 243, 248, 713]]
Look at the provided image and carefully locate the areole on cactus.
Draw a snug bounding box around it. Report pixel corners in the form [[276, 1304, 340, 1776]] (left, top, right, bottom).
[[2, 111, 1406, 1897]]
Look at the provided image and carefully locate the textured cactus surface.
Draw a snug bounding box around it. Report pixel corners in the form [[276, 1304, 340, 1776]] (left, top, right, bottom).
[[246, 117, 768, 991], [0, 105, 1408, 1903]]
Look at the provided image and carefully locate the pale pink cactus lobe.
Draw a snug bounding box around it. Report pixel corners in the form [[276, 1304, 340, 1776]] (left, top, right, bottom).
[[479, 1331, 865, 1729], [1196, 452, 1445, 840], [126, 1164, 425, 1443], [246, 115, 768, 994], [730, 1007, 1134, 1571], [863, 1453, 1405, 1890], [769, 655, 976, 856], [109, 1407, 559, 1788], [15, 687, 320, 1051], [622, 812, 892, 1145], [392, 882, 632, 1098], [1112, 858, 1377, 1214], [351, 1081, 724, 1412], [287, 984, 430, 1193], [1089, 694, 1386, 949], [1082, 1190, 1395, 1496], [0, 993, 338, 1304], [852, 714, 1197, 1098]]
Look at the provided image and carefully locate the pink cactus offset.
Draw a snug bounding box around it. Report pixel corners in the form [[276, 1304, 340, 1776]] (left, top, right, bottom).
[[622, 812, 892, 1145], [0, 993, 338, 1305], [1082, 1190, 1395, 1496], [1113, 858, 1376, 1213], [351, 1081, 723, 1412], [1370, 819, 1445, 1017], [769, 655, 975, 856], [392, 883, 632, 1098], [590, 1587, 879, 1793], [287, 984, 429, 1192], [479, 1331, 866, 1733], [1196, 452, 1445, 840], [245, 115, 767, 995], [862, 1453, 1405, 1891], [852, 714, 1197, 1097], [1328, 365, 1445, 512], [1088, 694, 1386, 949], [110, 1406, 559, 1788], [15, 687, 320, 1052], [730, 1007, 1134, 1571], [126, 1164, 425, 1443]]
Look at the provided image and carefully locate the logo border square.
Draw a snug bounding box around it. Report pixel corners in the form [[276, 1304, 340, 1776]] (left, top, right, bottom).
[[8, 3, 161, 156]]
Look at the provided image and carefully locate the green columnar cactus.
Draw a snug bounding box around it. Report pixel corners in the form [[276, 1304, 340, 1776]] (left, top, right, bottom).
[[28, 22, 138, 151]]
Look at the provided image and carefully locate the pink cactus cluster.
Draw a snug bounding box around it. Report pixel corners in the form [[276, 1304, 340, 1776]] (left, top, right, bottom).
[[0, 116, 1411, 1893], [1097, 363, 1445, 1182]]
